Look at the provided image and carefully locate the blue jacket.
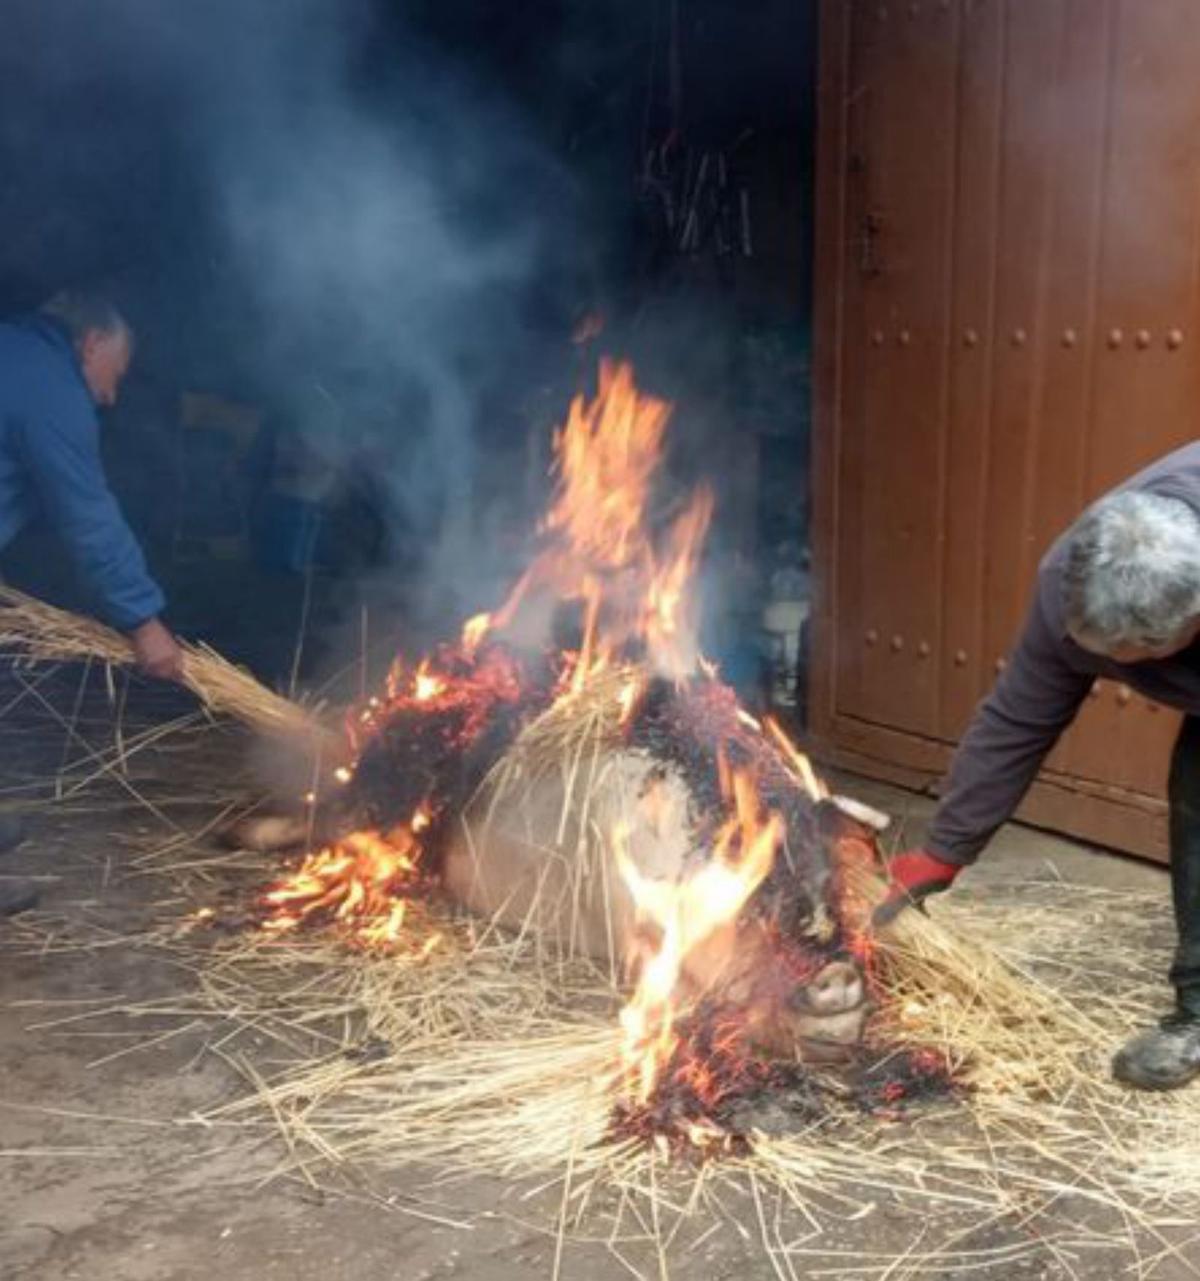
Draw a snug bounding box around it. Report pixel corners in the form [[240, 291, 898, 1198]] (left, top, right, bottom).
[[0, 315, 165, 629]]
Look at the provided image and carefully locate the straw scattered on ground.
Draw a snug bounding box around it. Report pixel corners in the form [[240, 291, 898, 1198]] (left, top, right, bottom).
[[9, 863, 1199, 1280]]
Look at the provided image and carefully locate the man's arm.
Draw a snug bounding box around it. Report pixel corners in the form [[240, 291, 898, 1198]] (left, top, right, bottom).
[[15, 392, 181, 678], [927, 599, 1093, 865]]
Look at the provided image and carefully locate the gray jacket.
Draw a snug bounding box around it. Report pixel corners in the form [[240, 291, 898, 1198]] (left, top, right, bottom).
[[929, 441, 1200, 864]]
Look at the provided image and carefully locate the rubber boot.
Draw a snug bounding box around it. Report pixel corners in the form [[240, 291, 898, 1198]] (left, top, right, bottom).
[[1112, 1011, 1200, 1090]]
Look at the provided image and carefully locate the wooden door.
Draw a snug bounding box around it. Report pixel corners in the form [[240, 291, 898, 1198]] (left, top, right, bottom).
[[811, 0, 1200, 861]]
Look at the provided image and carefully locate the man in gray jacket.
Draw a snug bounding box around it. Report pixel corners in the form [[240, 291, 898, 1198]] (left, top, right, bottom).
[[881, 442, 1200, 1091]]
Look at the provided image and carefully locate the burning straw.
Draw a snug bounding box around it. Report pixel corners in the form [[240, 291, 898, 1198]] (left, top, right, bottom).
[[0, 585, 330, 748], [179, 675, 1197, 1273]]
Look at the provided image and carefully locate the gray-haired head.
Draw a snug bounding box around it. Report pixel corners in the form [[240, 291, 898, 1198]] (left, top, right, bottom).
[[39, 291, 132, 346], [38, 291, 135, 408], [1063, 490, 1200, 658]]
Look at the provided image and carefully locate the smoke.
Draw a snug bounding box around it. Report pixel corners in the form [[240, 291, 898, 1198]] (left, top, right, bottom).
[[2, 0, 794, 702], [2, 0, 593, 636], [212, 35, 558, 616]]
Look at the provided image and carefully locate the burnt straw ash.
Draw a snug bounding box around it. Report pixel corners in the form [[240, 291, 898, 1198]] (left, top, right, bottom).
[[339, 642, 552, 861], [628, 677, 854, 945], [611, 1001, 957, 1156]]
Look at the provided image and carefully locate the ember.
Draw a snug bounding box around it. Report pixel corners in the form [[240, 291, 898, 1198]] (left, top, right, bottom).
[[612, 1008, 956, 1156], [262, 827, 421, 945]]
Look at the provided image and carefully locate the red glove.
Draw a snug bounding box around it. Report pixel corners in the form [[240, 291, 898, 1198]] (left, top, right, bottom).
[[873, 849, 962, 928]]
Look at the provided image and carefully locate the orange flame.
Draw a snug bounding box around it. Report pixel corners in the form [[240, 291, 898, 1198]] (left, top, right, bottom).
[[412, 661, 446, 703], [544, 361, 671, 571], [470, 360, 711, 692], [461, 612, 492, 658], [764, 717, 828, 803], [263, 828, 421, 945], [645, 487, 714, 682], [616, 675, 645, 725], [616, 770, 783, 1103]]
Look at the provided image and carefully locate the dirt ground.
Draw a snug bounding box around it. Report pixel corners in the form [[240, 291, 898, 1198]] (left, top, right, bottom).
[[0, 670, 1194, 1281]]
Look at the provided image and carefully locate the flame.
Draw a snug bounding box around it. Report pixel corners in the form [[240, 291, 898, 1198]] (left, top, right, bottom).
[[463, 360, 711, 693], [345, 643, 526, 762], [616, 676, 644, 725], [262, 828, 422, 945], [413, 661, 446, 703], [570, 577, 607, 694], [764, 717, 828, 803], [645, 488, 714, 682], [358, 900, 408, 947], [461, 612, 492, 658], [616, 770, 783, 1103], [275, 643, 527, 945], [545, 361, 671, 570]]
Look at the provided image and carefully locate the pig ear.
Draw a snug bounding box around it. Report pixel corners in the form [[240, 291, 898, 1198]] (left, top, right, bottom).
[[828, 795, 891, 833]]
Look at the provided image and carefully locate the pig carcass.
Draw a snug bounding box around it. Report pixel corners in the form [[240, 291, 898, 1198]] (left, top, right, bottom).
[[232, 696, 880, 1064], [442, 746, 875, 1062]]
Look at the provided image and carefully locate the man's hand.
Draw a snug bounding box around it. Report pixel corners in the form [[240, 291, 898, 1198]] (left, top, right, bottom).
[[873, 849, 962, 929], [129, 617, 185, 682]]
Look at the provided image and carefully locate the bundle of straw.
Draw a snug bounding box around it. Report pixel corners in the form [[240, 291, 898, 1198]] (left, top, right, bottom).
[[0, 585, 330, 747]]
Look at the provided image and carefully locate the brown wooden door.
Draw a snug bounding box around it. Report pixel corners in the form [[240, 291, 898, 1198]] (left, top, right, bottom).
[[811, 0, 1200, 861]]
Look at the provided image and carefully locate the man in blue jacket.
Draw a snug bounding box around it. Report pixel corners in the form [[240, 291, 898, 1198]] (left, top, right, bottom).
[[0, 291, 182, 905]]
